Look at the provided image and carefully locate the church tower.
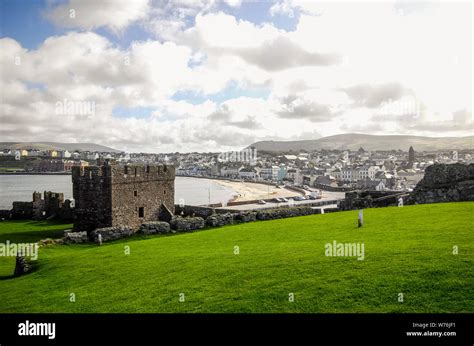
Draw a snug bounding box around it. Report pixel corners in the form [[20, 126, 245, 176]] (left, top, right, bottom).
[[408, 146, 415, 168]]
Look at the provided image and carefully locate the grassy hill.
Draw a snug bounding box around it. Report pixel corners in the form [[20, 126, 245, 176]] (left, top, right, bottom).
[[247, 133, 474, 152], [0, 142, 121, 153], [0, 202, 472, 313]]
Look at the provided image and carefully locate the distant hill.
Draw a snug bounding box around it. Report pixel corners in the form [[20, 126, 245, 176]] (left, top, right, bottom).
[[0, 142, 121, 153], [247, 134, 474, 152]]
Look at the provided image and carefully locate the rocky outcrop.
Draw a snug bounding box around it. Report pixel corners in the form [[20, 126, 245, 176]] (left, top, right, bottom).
[[138, 221, 171, 235], [64, 231, 88, 244], [90, 226, 134, 243], [408, 163, 474, 204], [170, 216, 205, 232]]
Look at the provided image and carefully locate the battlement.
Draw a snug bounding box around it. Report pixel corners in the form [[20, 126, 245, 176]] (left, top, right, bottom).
[[111, 164, 175, 183], [72, 165, 111, 180], [72, 164, 175, 183]]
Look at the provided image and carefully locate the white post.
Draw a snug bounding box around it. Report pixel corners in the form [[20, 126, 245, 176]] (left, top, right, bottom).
[[398, 197, 404, 207]]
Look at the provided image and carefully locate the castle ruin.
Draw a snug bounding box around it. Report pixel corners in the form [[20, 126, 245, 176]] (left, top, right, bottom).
[[10, 191, 72, 220], [72, 161, 175, 233]]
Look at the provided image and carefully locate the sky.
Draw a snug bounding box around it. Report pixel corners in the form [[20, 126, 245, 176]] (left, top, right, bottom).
[[0, 0, 472, 153]]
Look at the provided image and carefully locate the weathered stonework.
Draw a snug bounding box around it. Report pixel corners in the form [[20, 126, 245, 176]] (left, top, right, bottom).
[[408, 163, 474, 204], [255, 206, 318, 220], [206, 213, 234, 227], [64, 231, 88, 244], [138, 221, 171, 235], [170, 216, 205, 232], [14, 256, 31, 276], [72, 162, 175, 233], [233, 211, 257, 223], [90, 226, 134, 243], [10, 191, 72, 220]]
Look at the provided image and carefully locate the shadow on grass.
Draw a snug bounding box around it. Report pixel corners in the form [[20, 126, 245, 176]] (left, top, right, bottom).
[[0, 260, 39, 281], [0, 273, 15, 280], [0, 229, 66, 243]]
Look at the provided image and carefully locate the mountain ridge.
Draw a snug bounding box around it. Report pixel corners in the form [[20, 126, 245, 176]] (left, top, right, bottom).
[[0, 142, 121, 153], [246, 133, 474, 152]]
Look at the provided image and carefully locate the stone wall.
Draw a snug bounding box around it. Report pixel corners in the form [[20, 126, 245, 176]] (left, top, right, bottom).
[[110, 164, 175, 230], [314, 182, 354, 192], [408, 163, 474, 204], [0, 209, 11, 220], [64, 231, 88, 244], [73, 162, 175, 233], [255, 206, 319, 220], [338, 190, 402, 210], [170, 216, 205, 232], [233, 211, 257, 223], [174, 205, 215, 218], [9, 191, 73, 221], [206, 213, 235, 227], [138, 221, 171, 235], [73, 165, 115, 233], [11, 201, 34, 219], [90, 226, 134, 243]]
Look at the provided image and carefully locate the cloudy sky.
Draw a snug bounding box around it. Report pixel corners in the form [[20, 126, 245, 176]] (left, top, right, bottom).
[[0, 0, 472, 153]]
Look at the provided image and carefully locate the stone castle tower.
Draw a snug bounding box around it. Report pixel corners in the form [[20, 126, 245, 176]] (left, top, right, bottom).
[[72, 161, 175, 233]]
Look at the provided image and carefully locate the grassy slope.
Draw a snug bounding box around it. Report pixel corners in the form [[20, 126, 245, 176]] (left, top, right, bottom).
[[0, 219, 73, 244], [0, 220, 73, 279], [0, 203, 472, 313]]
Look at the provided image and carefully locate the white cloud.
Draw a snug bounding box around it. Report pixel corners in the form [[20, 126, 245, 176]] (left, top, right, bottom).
[[270, 0, 295, 18], [1, 1, 472, 152], [223, 0, 242, 8], [45, 0, 150, 33]]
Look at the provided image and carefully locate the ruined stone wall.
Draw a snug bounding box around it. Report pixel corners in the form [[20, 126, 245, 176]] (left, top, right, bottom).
[[31, 191, 65, 219], [110, 164, 175, 231], [72, 163, 175, 233], [408, 163, 474, 204], [42, 191, 64, 216], [72, 165, 113, 232], [338, 190, 403, 210], [11, 201, 34, 219]]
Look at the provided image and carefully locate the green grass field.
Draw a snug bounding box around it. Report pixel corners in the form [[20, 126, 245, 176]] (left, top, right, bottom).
[[0, 202, 472, 313]]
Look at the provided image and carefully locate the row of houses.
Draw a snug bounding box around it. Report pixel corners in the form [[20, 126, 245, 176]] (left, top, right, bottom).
[[34, 159, 89, 172], [1, 149, 103, 161]]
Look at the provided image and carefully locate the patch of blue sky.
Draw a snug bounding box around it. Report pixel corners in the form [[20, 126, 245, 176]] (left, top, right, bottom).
[[24, 81, 47, 90], [224, 1, 300, 32], [0, 0, 63, 49], [95, 24, 150, 50], [0, 0, 154, 50], [172, 80, 271, 105], [112, 106, 156, 119]]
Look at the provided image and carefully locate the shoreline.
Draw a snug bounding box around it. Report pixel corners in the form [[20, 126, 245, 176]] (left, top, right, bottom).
[[210, 179, 303, 202], [0, 174, 305, 208], [0, 172, 72, 175]]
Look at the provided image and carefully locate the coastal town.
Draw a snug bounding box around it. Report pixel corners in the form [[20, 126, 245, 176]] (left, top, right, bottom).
[[2, 145, 473, 194]]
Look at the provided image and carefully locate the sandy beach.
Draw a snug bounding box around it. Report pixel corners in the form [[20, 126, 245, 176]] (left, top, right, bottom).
[[213, 180, 302, 202]]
